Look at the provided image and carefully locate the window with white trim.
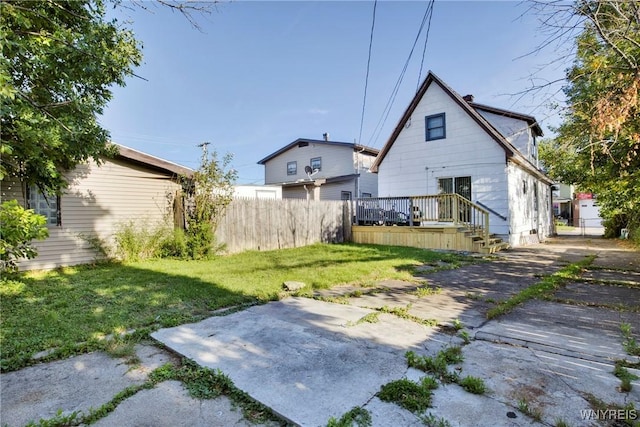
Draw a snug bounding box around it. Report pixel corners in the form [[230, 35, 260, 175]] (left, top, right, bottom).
[[310, 157, 321, 171], [28, 185, 61, 226], [287, 161, 297, 176], [341, 191, 352, 201]]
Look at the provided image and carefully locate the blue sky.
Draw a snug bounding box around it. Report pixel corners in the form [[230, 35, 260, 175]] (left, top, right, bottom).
[[100, 1, 568, 184]]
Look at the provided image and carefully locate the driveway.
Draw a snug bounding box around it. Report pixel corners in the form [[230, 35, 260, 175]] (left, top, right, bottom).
[[2, 235, 638, 427]]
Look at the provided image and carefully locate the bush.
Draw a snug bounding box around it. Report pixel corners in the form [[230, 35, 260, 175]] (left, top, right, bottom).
[[160, 227, 189, 259], [113, 220, 171, 262], [0, 200, 49, 272]]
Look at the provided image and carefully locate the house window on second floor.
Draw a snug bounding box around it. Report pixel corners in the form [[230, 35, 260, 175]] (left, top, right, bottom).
[[310, 157, 321, 171], [287, 161, 297, 176], [27, 185, 61, 226], [425, 113, 446, 141]]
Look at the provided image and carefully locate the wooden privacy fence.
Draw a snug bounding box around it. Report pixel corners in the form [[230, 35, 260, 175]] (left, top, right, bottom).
[[215, 198, 352, 253]]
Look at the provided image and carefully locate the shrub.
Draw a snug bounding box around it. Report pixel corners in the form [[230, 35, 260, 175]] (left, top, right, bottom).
[[0, 200, 49, 272], [113, 220, 171, 262]]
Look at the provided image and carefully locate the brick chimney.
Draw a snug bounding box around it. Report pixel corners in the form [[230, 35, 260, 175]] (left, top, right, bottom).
[[462, 94, 474, 103]]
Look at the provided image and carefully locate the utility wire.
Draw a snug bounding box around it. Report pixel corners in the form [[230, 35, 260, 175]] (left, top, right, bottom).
[[416, 0, 435, 93], [358, 0, 377, 145], [367, 0, 435, 148]]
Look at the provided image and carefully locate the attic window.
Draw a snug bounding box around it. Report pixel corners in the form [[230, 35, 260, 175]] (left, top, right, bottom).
[[425, 113, 446, 141], [298, 141, 309, 148]]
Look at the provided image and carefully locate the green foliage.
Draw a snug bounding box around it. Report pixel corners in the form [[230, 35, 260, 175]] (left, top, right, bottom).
[[113, 220, 172, 262], [419, 413, 452, 427], [539, 1, 640, 242], [326, 407, 372, 427], [0, 200, 48, 272], [24, 409, 81, 427], [458, 376, 486, 394], [378, 377, 437, 413], [406, 348, 463, 384], [0, 0, 142, 193], [183, 149, 237, 259], [620, 323, 640, 357]]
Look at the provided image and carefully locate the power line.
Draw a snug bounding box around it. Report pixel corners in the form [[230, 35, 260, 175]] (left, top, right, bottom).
[[416, 0, 435, 93], [358, 0, 377, 145], [367, 0, 435, 148]]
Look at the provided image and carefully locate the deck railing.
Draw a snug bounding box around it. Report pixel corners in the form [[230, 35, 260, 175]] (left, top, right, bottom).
[[354, 194, 490, 243]]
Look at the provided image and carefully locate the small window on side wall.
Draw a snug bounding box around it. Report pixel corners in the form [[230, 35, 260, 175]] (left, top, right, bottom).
[[310, 157, 321, 171], [27, 185, 61, 226], [341, 191, 352, 201], [287, 161, 297, 176], [425, 113, 446, 141]]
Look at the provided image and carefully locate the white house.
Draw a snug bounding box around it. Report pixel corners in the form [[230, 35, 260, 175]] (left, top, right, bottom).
[[370, 71, 554, 246], [257, 137, 378, 201], [233, 185, 282, 199]]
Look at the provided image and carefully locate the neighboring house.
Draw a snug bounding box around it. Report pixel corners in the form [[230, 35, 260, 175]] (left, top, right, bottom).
[[257, 136, 378, 201], [552, 183, 574, 224], [0, 144, 192, 270], [370, 71, 554, 246], [233, 185, 282, 199], [573, 193, 603, 228]]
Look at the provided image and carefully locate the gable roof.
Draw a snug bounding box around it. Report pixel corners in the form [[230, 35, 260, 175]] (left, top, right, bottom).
[[370, 71, 550, 183], [470, 102, 543, 137], [113, 143, 194, 178], [257, 138, 379, 165]]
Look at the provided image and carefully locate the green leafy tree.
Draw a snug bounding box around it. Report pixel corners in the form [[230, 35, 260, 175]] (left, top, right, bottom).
[[538, 1, 640, 241], [0, 200, 49, 272], [184, 147, 237, 259], [0, 0, 142, 194]]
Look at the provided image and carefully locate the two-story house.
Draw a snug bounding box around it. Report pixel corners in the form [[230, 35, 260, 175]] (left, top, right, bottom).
[[257, 137, 379, 201], [370, 71, 554, 246]]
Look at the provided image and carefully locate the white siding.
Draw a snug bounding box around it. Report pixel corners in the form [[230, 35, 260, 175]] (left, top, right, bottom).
[[506, 162, 553, 246], [264, 143, 355, 184], [356, 151, 378, 197], [234, 185, 282, 199], [320, 181, 357, 201], [377, 83, 510, 236], [282, 186, 309, 200], [1, 158, 181, 270], [477, 110, 538, 166]]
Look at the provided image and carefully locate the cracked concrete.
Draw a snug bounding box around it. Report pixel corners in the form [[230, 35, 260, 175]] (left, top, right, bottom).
[[2, 234, 639, 427]]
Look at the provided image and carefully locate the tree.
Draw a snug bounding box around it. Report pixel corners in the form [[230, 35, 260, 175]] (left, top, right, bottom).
[[183, 147, 237, 259], [535, 1, 640, 241], [0, 0, 142, 194]]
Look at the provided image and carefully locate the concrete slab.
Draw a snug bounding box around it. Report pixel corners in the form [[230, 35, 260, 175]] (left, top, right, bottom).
[[457, 340, 640, 426], [92, 380, 261, 427], [152, 298, 439, 427], [554, 282, 640, 311], [476, 300, 639, 363], [581, 268, 640, 285], [0, 344, 174, 427]]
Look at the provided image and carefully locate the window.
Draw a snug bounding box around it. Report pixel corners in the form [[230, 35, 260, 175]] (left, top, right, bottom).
[[425, 113, 446, 141], [287, 161, 297, 176], [310, 157, 321, 171], [27, 185, 61, 226], [341, 191, 352, 201], [361, 192, 372, 198]]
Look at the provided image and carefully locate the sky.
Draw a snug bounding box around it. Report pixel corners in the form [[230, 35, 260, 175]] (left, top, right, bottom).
[[100, 0, 570, 185]]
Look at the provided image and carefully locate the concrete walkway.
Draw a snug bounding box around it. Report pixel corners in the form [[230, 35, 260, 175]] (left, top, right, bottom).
[[2, 235, 639, 426]]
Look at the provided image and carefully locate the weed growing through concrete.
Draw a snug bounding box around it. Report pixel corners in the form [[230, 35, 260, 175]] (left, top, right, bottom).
[[517, 399, 543, 422], [457, 376, 486, 394], [378, 377, 438, 413], [412, 286, 442, 298], [554, 418, 569, 427], [613, 362, 639, 393], [458, 330, 471, 344], [406, 348, 462, 384], [487, 256, 595, 319], [583, 393, 638, 427], [620, 323, 640, 356], [376, 304, 439, 327], [419, 412, 452, 427], [24, 409, 81, 427], [452, 319, 463, 330], [326, 406, 372, 427], [347, 312, 380, 327]]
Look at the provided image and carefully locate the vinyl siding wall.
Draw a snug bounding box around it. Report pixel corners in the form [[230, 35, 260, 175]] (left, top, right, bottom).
[[1, 158, 181, 270], [355, 152, 378, 197], [264, 143, 355, 185], [477, 110, 538, 167], [506, 162, 553, 246], [377, 82, 511, 237]]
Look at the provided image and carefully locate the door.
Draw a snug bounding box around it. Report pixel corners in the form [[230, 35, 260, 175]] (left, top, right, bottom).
[[437, 177, 471, 221]]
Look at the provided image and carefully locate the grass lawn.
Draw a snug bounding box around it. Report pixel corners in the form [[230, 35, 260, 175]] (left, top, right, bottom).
[[1, 243, 471, 372]]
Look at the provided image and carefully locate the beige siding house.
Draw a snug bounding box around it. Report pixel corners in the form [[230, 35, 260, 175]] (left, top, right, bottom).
[[258, 138, 379, 200], [0, 144, 192, 270]]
